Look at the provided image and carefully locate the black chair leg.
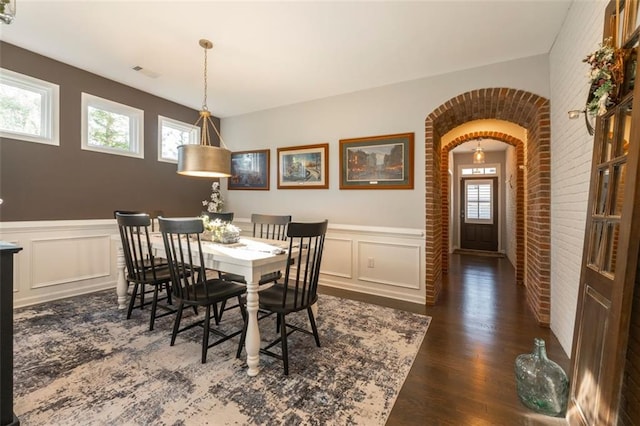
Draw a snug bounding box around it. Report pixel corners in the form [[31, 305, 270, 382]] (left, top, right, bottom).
[[236, 306, 248, 359], [212, 303, 220, 325], [238, 296, 246, 321], [280, 314, 289, 375], [165, 282, 173, 305], [202, 305, 211, 364], [127, 283, 139, 319], [307, 307, 321, 347], [139, 283, 145, 309], [171, 303, 184, 346], [150, 285, 160, 331], [218, 300, 227, 322]]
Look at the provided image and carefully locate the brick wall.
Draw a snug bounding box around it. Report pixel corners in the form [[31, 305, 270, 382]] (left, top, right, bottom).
[[425, 89, 550, 324]]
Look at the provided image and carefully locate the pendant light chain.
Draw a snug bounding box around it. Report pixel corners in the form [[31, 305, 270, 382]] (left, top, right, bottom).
[[202, 45, 208, 111]]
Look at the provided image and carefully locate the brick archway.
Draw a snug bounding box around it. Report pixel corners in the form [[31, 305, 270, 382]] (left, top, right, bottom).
[[425, 88, 551, 326]]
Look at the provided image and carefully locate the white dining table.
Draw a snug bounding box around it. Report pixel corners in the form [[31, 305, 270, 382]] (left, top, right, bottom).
[[113, 234, 292, 377]]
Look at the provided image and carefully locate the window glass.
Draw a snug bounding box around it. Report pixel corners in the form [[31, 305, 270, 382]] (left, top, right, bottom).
[[0, 68, 59, 145], [158, 116, 199, 163], [602, 222, 620, 275], [465, 180, 492, 222], [461, 166, 498, 176], [81, 93, 143, 158]]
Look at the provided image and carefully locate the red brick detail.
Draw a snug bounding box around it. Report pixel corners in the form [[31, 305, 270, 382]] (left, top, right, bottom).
[[425, 88, 551, 326]]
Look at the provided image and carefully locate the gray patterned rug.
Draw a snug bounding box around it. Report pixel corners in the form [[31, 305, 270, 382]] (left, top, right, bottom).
[[13, 290, 430, 425]]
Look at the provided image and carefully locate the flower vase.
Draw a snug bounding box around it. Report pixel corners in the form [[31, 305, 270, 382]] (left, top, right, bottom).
[[514, 338, 568, 417], [217, 228, 240, 244]]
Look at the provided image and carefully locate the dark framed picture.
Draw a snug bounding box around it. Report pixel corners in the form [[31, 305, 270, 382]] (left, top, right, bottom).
[[228, 149, 270, 190], [339, 132, 414, 190], [277, 143, 329, 189]]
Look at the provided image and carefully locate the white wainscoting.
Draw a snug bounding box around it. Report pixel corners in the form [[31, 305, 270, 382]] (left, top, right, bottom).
[[235, 219, 426, 304], [1, 219, 426, 308], [0, 220, 119, 308]]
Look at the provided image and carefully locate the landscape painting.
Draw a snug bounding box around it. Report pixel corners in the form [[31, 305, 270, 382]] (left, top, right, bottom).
[[339, 133, 414, 189]]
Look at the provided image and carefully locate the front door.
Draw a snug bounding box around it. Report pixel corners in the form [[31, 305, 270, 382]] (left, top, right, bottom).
[[460, 177, 498, 252]]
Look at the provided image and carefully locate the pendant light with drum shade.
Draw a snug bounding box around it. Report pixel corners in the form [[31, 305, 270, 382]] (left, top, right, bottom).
[[177, 39, 231, 178]]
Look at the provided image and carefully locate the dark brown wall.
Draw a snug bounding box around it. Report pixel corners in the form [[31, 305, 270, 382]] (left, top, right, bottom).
[[0, 42, 220, 221]]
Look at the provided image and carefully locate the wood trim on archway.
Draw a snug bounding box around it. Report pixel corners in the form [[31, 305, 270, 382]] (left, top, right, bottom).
[[424, 88, 551, 326]]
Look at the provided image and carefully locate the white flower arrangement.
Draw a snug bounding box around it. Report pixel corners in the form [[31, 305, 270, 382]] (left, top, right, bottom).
[[200, 215, 241, 244], [202, 182, 224, 213]]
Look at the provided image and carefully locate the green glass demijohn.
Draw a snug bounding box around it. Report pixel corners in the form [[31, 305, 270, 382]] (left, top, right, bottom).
[[514, 338, 569, 417]]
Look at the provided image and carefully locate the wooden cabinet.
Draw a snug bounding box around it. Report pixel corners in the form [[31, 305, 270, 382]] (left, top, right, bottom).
[[0, 243, 22, 426]]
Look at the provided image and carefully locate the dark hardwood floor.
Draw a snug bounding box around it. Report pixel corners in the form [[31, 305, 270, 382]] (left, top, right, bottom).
[[321, 253, 570, 425]]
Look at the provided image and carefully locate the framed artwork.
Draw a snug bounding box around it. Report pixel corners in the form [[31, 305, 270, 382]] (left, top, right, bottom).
[[339, 132, 414, 190], [228, 149, 270, 190], [277, 143, 329, 189]]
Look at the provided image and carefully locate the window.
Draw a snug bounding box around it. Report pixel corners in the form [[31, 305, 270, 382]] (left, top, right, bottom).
[[158, 116, 199, 163], [81, 93, 144, 158], [0, 68, 59, 145], [461, 166, 497, 176], [466, 180, 493, 223]]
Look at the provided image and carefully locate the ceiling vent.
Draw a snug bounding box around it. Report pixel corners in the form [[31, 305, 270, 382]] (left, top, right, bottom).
[[131, 66, 160, 79]]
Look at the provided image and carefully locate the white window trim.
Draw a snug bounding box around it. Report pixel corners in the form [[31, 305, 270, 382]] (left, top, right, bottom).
[[81, 93, 144, 159], [460, 164, 499, 176], [0, 68, 60, 146], [157, 115, 199, 164]]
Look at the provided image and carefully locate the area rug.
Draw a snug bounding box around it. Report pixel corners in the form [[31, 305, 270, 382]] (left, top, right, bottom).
[[13, 290, 430, 425]]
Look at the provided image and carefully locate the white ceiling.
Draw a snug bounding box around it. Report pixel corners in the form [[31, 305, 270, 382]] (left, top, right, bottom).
[[1, 0, 572, 118]]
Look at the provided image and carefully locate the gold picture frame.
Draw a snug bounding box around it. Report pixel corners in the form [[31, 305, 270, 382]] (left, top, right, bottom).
[[277, 143, 329, 189]]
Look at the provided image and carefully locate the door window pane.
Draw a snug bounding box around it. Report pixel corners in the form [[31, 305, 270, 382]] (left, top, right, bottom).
[[595, 168, 610, 215], [620, 103, 632, 157], [588, 221, 605, 268], [602, 222, 620, 275], [611, 163, 627, 216], [603, 115, 615, 162]]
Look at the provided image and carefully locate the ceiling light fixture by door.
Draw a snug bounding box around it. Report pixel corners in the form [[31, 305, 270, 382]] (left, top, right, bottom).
[[0, 0, 16, 24], [473, 140, 486, 164], [177, 39, 231, 178]]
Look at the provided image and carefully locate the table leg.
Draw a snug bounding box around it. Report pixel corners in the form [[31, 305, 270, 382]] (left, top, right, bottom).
[[115, 244, 128, 310], [245, 279, 260, 376]]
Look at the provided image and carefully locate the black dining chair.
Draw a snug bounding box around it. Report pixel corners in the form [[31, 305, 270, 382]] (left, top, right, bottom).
[[159, 217, 247, 364], [201, 211, 234, 223], [220, 213, 291, 285], [236, 220, 328, 375], [217, 213, 292, 320], [116, 212, 175, 331]]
